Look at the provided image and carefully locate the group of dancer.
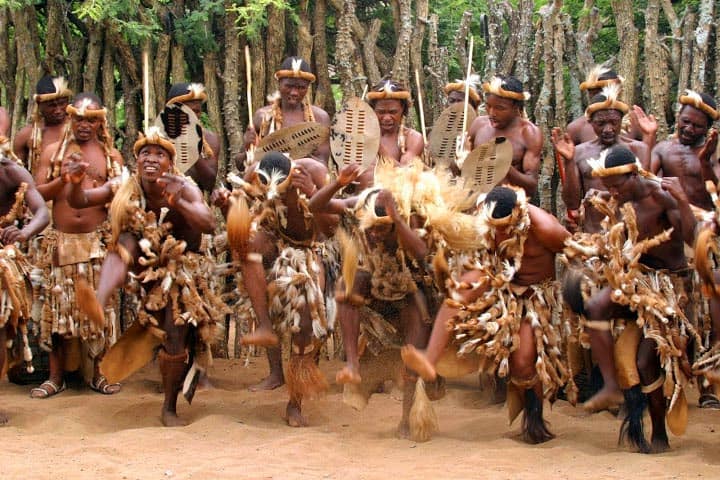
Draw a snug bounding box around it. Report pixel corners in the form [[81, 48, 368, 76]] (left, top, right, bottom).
[[1, 55, 719, 454]]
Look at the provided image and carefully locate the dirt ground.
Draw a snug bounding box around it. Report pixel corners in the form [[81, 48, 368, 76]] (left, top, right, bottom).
[[1, 356, 718, 480]]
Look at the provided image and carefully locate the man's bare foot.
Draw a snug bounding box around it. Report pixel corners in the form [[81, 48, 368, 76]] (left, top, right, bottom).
[[582, 386, 623, 413], [0, 411, 8, 425], [285, 402, 308, 427], [335, 364, 362, 385], [240, 327, 279, 347], [161, 409, 188, 427], [400, 345, 437, 382], [396, 421, 410, 439], [248, 373, 284, 392]]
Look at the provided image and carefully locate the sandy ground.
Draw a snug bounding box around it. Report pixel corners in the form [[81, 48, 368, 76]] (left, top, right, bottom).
[[1, 356, 719, 480]]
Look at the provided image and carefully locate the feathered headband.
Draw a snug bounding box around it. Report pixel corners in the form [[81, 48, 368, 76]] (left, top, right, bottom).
[[133, 126, 176, 159], [34, 77, 73, 103], [275, 58, 316, 83], [355, 187, 395, 231], [444, 74, 481, 104], [166, 83, 208, 106], [678, 89, 719, 121], [481, 77, 530, 102], [585, 84, 629, 118], [579, 66, 624, 91], [66, 98, 107, 119], [255, 160, 294, 199], [366, 81, 412, 102], [477, 186, 529, 228], [588, 149, 639, 178]]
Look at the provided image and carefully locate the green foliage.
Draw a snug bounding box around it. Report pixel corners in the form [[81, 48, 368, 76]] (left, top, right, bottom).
[[174, 0, 224, 54], [227, 0, 296, 40], [74, 0, 163, 45], [0, 0, 39, 9]]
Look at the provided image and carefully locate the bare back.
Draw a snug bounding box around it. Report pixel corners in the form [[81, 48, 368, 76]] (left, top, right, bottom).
[[514, 204, 570, 285]]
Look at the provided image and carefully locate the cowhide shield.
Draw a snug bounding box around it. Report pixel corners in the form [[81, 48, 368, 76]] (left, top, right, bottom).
[[428, 103, 477, 168], [460, 136, 513, 193], [155, 103, 202, 174], [255, 122, 330, 162], [330, 97, 380, 175]]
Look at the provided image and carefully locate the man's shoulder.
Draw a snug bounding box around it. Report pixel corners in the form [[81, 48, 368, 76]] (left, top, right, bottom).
[[15, 124, 32, 139], [311, 105, 331, 124]]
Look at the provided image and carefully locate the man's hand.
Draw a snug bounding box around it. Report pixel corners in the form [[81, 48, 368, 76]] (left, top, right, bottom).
[[157, 173, 187, 207], [210, 187, 231, 209], [62, 153, 88, 184], [699, 129, 718, 163], [291, 164, 316, 196], [0, 225, 28, 244], [551, 127, 574, 161], [375, 189, 400, 220], [630, 105, 658, 139], [661, 176, 689, 205], [243, 125, 258, 150], [337, 163, 361, 187]]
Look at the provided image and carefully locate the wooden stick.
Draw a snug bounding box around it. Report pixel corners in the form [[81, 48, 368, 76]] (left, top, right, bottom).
[[461, 36, 474, 136], [245, 45, 254, 129], [361, 84, 368, 102], [245, 45, 255, 167], [142, 50, 150, 132], [414, 69, 427, 144]]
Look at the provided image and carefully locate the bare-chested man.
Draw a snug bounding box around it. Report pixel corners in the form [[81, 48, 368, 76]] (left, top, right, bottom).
[[401, 186, 570, 443], [13, 76, 72, 175], [158, 83, 219, 193], [235, 57, 331, 390], [238, 57, 331, 169], [0, 153, 50, 423], [215, 151, 332, 424], [367, 79, 425, 165], [553, 85, 650, 232], [565, 146, 695, 421], [309, 162, 438, 437], [651, 91, 719, 211], [652, 91, 720, 408], [567, 67, 624, 145], [71, 128, 222, 426], [468, 76, 542, 197], [30, 93, 123, 398], [343, 79, 426, 194]]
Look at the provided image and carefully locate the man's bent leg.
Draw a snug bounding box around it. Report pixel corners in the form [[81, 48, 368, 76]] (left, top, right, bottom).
[[401, 271, 487, 382], [335, 273, 370, 385], [582, 288, 624, 412], [239, 257, 278, 347]]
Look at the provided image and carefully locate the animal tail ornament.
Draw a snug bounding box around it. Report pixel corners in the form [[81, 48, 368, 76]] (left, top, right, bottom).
[[408, 378, 439, 442], [694, 226, 720, 297], [561, 269, 587, 316], [286, 353, 328, 403], [74, 277, 105, 329], [337, 228, 361, 304], [619, 384, 651, 453], [226, 194, 252, 260], [522, 388, 555, 444]]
